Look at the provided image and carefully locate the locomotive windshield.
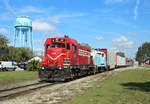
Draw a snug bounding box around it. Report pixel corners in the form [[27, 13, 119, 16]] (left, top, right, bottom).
[[51, 43, 65, 48]]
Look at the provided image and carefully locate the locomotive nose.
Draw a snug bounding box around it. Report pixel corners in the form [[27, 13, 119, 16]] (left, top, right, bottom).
[[47, 48, 66, 67], [50, 48, 66, 57]]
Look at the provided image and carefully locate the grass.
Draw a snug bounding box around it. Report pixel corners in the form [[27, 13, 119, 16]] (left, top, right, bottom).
[[143, 65, 150, 69], [69, 69, 150, 104], [0, 71, 38, 86]]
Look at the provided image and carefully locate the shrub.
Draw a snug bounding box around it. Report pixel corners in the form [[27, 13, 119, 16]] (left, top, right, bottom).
[[26, 60, 41, 71]]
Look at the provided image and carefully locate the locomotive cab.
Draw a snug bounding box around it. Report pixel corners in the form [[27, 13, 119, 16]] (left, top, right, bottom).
[[42, 37, 73, 69]]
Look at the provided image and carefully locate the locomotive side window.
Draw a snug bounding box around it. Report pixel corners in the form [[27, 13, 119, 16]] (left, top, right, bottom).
[[66, 43, 70, 50], [98, 53, 101, 55], [73, 44, 77, 52], [51, 44, 57, 48], [46, 44, 50, 54]]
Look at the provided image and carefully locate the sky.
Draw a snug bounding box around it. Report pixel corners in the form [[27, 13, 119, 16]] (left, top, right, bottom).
[[0, 0, 150, 58]]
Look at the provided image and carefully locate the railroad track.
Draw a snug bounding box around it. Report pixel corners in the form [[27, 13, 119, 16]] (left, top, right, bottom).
[[0, 82, 55, 100]]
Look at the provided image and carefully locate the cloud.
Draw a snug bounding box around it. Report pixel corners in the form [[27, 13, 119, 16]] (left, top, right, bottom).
[[134, 0, 140, 20], [32, 20, 56, 34], [109, 47, 120, 52], [127, 32, 137, 36], [99, 31, 122, 36], [104, 0, 131, 4], [56, 13, 85, 18], [47, 13, 86, 23], [95, 36, 104, 40], [47, 17, 60, 24], [34, 16, 60, 24], [0, 28, 9, 34], [20, 6, 46, 13], [0, 13, 14, 20], [112, 36, 134, 49], [3, 0, 16, 16], [50, 32, 63, 37], [111, 18, 128, 25], [34, 47, 43, 52], [34, 39, 44, 43], [105, 0, 123, 4], [51, 17, 60, 24], [37, 13, 85, 24]]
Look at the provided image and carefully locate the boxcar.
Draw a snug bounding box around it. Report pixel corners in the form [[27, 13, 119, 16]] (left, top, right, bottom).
[[116, 55, 126, 67]]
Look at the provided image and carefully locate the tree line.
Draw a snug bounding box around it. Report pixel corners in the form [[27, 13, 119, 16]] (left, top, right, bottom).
[[136, 42, 150, 64], [0, 34, 34, 63]]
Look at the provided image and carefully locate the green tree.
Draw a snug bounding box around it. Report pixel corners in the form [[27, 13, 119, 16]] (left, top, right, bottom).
[[117, 52, 125, 57], [81, 43, 91, 48], [0, 34, 34, 62], [26, 60, 41, 71], [136, 42, 150, 64], [1, 46, 34, 62], [0, 34, 9, 60], [13, 47, 34, 63], [0, 34, 9, 48]]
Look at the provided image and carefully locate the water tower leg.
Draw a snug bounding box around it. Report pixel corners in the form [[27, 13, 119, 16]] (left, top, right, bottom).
[[19, 30, 22, 47], [25, 31, 27, 47], [17, 30, 19, 47], [28, 30, 30, 49], [14, 28, 16, 47], [30, 29, 33, 51], [22, 32, 24, 47]]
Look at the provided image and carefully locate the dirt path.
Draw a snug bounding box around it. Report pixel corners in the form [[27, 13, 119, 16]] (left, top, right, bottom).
[[0, 67, 134, 104]]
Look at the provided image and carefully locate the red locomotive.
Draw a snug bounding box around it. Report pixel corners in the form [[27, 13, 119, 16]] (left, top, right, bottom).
[[39, 36, 94, 81]]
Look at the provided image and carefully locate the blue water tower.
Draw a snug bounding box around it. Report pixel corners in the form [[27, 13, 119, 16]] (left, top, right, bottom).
[[14, 16, 33, 50]]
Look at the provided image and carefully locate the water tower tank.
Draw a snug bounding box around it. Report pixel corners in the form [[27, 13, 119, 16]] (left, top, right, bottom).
[[15, 16, 32, 31], [14, 16, 33, 50]]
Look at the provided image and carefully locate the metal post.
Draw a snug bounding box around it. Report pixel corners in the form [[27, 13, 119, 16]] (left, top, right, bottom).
[[22, 31, 24, 47], [30, 27, 33, 51], [19, 29, 22, 47], [14, 28, 16, 47]]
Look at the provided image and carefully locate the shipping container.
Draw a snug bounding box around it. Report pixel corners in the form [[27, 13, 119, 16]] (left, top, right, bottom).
[[107, 52, 117, 69], [117, 55, 126, 67]]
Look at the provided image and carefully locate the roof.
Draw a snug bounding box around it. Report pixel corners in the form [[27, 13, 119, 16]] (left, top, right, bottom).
[[144, 57, 150, 62]]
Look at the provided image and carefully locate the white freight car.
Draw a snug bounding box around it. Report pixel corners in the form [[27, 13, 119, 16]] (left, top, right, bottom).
[[117, 55, 126, 67], [107, 52, 116, 69]]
